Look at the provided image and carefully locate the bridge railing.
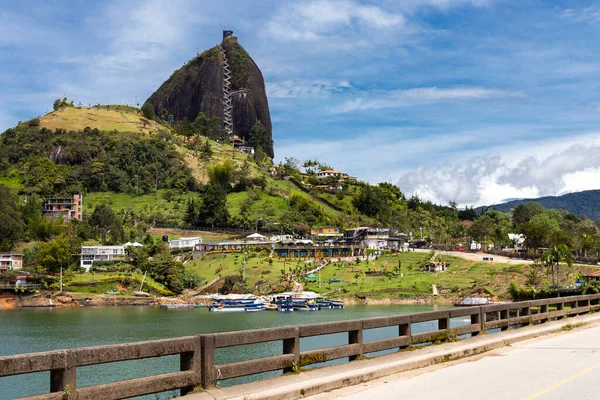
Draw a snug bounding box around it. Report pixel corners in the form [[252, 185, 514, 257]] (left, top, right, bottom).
[[2, 294, 600, 399]]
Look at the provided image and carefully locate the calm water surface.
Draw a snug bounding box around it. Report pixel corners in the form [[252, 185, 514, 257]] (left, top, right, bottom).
[[0, 305, 456, 399]]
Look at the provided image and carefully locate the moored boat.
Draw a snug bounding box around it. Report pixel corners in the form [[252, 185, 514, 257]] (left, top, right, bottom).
[[160, 304, 194, 309], [292, 301, 319, 311]]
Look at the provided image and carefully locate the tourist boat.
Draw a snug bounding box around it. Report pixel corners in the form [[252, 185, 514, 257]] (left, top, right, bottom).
[[244, 303, 266, 312], [314, 298, 344, 309], [277, 303, 294, 312], [329, 300, 344, 309], [160, 303, 194, 309], [209, 300, 265, 312], [292, 301, 320, 311]]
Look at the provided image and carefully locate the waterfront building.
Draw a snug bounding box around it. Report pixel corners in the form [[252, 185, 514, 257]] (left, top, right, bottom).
[[0, 253, 23, 273], [168, 237, 203, 250], [311, 227, 343, 238], [42, 194, 83, 221], [345, 227, 390, 249], [80, 245, 126, 271]]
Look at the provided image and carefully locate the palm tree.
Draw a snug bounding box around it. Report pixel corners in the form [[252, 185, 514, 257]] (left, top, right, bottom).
[[542, 244, 574, 287]]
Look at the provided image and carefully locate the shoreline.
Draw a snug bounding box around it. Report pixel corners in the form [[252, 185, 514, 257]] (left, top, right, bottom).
[[0, 291, 465, 309]]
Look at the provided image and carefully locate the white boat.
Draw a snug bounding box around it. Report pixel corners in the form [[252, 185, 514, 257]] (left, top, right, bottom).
[[160, 304, 194, 309], [209, 300, 265, 312]]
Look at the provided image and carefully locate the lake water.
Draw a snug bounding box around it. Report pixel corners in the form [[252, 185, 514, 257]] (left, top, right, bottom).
[[0, 304, 457, 399]]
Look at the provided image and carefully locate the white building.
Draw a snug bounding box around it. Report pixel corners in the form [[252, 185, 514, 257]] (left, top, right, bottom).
[[270, 234, 293, 242], [0, 253, 23, 273], [169, 237, 203, 250], [81, 245, 126, 272]]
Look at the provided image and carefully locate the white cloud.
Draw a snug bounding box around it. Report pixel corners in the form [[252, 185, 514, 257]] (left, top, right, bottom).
[[332, 86, 523, 113], [267, 79, 352, 98], [89, 0, 197, 72], [396, 140, 600, 207], [266, 0, 405, 42], [560, 7, 600, 24]]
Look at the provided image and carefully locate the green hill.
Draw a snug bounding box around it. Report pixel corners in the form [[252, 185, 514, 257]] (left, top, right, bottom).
[[0, 107, 368, 229], [479, 190, 600, 221]]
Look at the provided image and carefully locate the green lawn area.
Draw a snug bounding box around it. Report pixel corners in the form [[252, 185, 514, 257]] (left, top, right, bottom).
[[66, 271, 172, 296], [0, 176, 24, 189], [186, 250, 529, 299], [84, 190, 200, 225]]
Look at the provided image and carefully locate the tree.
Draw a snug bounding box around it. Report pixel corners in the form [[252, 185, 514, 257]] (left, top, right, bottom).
[[199, 139, 213, 161], [0, 185, 24, 251], [190, 183, 230, 227], [141, 102, 156, 120], [247, 122, 271, 154], [468, 217, 494, 245], [175, 119, 195, 140], [541, 244, 573, 287], [378, 182, 405, 202], [90, 204, 124, 244], [478, 209, 513, 248], [512, 202, 544, 227], [353, 186, 388, 218], [207, 160, 234, 190], [193, 112, 227, 142], [524, 213, 561, 251], [38, 237, 72, 272]]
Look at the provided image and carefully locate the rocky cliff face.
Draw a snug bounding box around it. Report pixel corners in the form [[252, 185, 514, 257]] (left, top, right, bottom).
[[145, 36, 273, 157]]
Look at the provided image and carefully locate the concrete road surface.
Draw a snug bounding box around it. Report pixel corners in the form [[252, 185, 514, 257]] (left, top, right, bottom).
[[307, 323, 600, 400]]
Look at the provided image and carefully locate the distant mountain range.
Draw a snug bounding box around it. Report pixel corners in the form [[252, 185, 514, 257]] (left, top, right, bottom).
[[478, 189, 600, 220]]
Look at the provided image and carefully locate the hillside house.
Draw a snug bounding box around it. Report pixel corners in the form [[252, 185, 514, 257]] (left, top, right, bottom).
[[0, 253, 23, 273], [315, 185, 343, 192], [80, 245, 126, 272], [169, 237, 203, 250], [42, 194, 83, 221], [311, 227, 342, 238], [345, 227, 390, 249], [316, 170, 356, 181]]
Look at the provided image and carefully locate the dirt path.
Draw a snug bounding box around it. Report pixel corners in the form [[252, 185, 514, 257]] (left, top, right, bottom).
[[412, 248, 533, 264]]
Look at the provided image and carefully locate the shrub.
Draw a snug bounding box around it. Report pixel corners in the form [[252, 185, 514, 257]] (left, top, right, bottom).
[[141, 102, 156, 120]]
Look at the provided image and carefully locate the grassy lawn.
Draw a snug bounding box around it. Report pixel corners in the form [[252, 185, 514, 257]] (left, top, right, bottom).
[[0, 176, 24, 190], [84, 190, 200, 225], [66, 271, 172, 296], [186, 250, 529, 299], [40, 106, 164, 134]]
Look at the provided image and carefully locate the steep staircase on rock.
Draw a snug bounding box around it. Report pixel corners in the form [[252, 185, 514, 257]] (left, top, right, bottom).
[[219, 45, 233, 136]]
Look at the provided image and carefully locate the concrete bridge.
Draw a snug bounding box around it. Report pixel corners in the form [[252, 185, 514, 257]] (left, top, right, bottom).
[[2, 294, 600, 400]]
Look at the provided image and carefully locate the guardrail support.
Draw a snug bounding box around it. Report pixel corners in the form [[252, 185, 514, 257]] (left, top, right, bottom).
[[399, 322, 411, 347], [472, 308, 483, 336], [438, 316, 450, 331], [348, 328, 363, 361], [283, 327, 300, 373], [200, 335, 215, 388], [50, 350, 76, 394], [180, 336, 201, 395]]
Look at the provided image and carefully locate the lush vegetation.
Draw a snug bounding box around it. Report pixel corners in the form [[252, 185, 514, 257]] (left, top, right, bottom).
[[4, 105, 600, 299], [480, 189, 600, 220], [0, 123, 195, 196]]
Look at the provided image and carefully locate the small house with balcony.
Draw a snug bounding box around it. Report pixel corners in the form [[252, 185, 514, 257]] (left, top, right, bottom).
[[169, 237, 203, 250], [42, 194, 83, 221], [0, 253, 23, 274], [80, 245, 126, 272]]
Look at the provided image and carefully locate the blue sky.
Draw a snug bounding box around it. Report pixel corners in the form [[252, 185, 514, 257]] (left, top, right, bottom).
[[3, 0, 600, 207]]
